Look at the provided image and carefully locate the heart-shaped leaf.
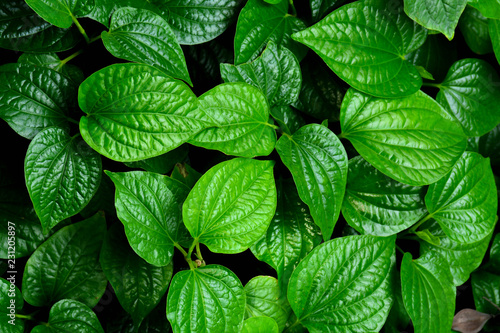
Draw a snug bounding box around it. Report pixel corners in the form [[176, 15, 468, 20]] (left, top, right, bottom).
[[25, 0, 94, 28]]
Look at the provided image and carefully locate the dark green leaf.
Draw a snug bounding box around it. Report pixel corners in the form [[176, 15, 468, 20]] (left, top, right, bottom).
[[269, 105, 305, 135], [467, 124, 500, 166], [241, 316, 279, 333], [22, 212, 107, 308], [310, 0, 347, 22], [79, 172, 116, 218], [0, 215, 50, 258], [489, 18, 500, 65], [124, 145, 189, 174], [166, 265, 246, 333], [0, 278, 24, 333], [486, 233, 500, 274], [459, 6, 493, 55], [472, 270, 500, 315], [341, 89, 467, 186], [382, 272, 410, 333], [85, 0, 159, 27], [170, 163, 202, 189], [25, 0, 94, 28], [18, 53, 85, 86]]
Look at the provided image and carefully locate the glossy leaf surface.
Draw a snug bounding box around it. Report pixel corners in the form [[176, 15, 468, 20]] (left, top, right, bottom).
[[472, 271, 500, 315], [459, 6, 493, 55], [467, 124, 500, 166], [241, 317, 279, 333], [25, 0, 94, 28], [0, 214, 50, 258], [0, 278, 24, 333], [18, 52, 85, 85], [269, 106, 305, 135], [123, 145, 189, 174], [489, 18, 500, 65]]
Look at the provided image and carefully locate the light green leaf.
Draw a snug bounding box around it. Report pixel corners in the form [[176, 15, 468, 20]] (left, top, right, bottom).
[[292, 0, 427, 98], [101, 7, 192, 85], [241, 316, 279, 333], [106, 170, 190, 266], [415, 229, 441, 246], [166, 265, 246, 333], [342, 156, 427, 236], [25, 0, 94, 28], [341, 89, 467, 186], [0, 278, 24, 333], [78, 63, 209, 162], [276, 123, 348, 240], [170, 163, 202, 189], [288, 235, 396, 332], [269, 105, 305, 135], [425, 151, 497, 243], [183, 158, 276, 254], [22, 213, 107, 308], [234, 0, 307, 64], [415, 65, 435, 80], [18, 52, 85, 86], [459, 5, 493, 55], [189, 83, 276, 158], [469, 0, 500, 19], [124, 145, 189, 174]]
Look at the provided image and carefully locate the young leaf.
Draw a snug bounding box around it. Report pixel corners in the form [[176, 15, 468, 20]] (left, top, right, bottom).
[[401, 252, 456, 333], [25, 0, 94, 28], [241, 317, 279, 333], [342, 156, 427, 236], [425, 152, 497, 243], [269, 106, 305, 135], [341, 89, 467, 186], [106, 170, 191, 266], [22, 212, 107, 308], [124, 145, 189, 174], [189, 83, 276, 157], [101, 7, 192, 85], [458, 6, 493, 55], [183, 158, 277, 254], [18, 52, 85, 86], [166, 265, 246, 333], [78, 63, 209, 162], [292, 0, 427, 98], [0, 278, 24, 333], [288, 235, 396, 332]]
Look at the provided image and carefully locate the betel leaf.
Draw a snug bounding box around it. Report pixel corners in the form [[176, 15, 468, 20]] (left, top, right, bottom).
[[401, 252, 456, 333], [22, 212, 107, 308], [25, 128, 102, 232], [220, 42, 301, 107], [467, 124, 500, 166], [78, 63, 210, 162], [342, 156, 427, 236], [382, 273, 410, 333], [31, 299, 104, 333], [244, 276, 290, 332], [0, 278, 24, 333], [183, 158, 276, 254], [124, 144, 189, 174], [292, 0, 427, 98], [459, 5, 493, 55], [472, 271, 500, 315], [490, 18, 500, 66], [0, 215, 50, 258], [269, 105, 305, 135], [101, 7, 192, 85], [310, 0, 347, 22], [276, 123, 348, 241], [85, 0, 159, 27], [469, 0, 500, 19], [189, 83, 276, 158], [241, 317, 279, 333], [404, 0, 467, 40], [25, 0, 94, 29], [425, 151, 497, 243], [166, 265, 246, 333], [436, 58, 500, 137], [170, 163, 202, 189], [340, 89, 467, 186], [288, 235, 396, 332], [0, 63, 77, 140], [18, 52, 85, 86], [234, 0, 307, 64], [486, 233, 500, 273], [105, 170, 190, 266], [150, 0, 243, 45], [100, 223, 173, 326]]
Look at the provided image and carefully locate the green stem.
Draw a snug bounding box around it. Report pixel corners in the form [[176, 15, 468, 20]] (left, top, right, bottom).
[[58, 49, 84, 70], [395, 245, 405, 255], [408, 213, 433, 234], [89, 34, 102, 44], [15, 314, 33, 320], [174, 243, 188, 257], [195, 243, 204, 262], [337, 132, 346, 139], [288, 0, 297, 16], [71, 15, 90, 43], [66, 116, 79, 125], [422, 82, 442, 89], [185, 238, 199, 270]]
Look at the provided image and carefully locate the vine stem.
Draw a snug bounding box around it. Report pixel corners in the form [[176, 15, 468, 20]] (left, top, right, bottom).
[[195, 243, 204, 262], [71, 15, 90, 43], [422, 82, 442, 89], [15, 314, 33, 320], [174, 243, 188, 257], [408, 213, 433, 233], [185, 238, 199, 270], [89, 34, 102, 44], [58, 49, 84, 70]]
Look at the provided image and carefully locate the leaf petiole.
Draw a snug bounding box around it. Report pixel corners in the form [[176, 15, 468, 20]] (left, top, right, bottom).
[[58, 49, 84, 69], [71, 15, 90, 44]]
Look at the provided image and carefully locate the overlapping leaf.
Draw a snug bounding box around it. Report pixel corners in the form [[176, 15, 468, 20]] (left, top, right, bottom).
[[170, 163, 202, 189], [459, 6, 493, 55], [0, 278, 24, 333], [18, 53, 85, 85], [467, 124, 500, 166], [310, 0, 347, 22], [0, 215, 50, 259], [241, 317, 279, 333], [86, 0, 159, 27], [124, 145, 188, 174], [25, 0, 94, 28], [269, 106, 305, 135], [470, 0, 500, 19]]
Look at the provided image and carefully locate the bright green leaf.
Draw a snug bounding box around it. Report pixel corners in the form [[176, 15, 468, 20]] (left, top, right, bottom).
[[269, 105, 305, 135], [415, 229, 441, 246], [0, 278, 24, 333], [241, 316, 279, 333], [469, 0, 500, 19], [459, 5, 493, 54], [25, 0, 94, 28]]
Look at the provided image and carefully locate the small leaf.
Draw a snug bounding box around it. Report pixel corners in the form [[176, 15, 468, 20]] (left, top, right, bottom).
[[124, 145, 189, 174], [269, 105, 305, 135], [452, 308, 493, 333], [459, 6, 493, 55], [241, 316, 279, 333], [415, 229, 441, 246], [0, 278, 24, 333], [170, 163, 202, 189], [415, 65, 435, 80], [25, 0, 94, 28]]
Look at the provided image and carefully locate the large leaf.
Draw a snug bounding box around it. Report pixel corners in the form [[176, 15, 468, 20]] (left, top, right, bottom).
[[342, 156, 427, 236], [0, 63, 77, 140], [241, 317, 279, 333], [22, 213, 107, 308], [425, 151, 497, 243], [234, 0, 307, 64], [25, 128, 102, 232], [276, 123, 348, 241], [288, 235, 396, 332], [189, 83, 276, 158], [100, 223, 173, 326], [183, 158, 276, 254], [106, 171, 190, 266], [166, 265, 246, 333], [400, 252, 456, 333], [25, 0, 94, 28], [101, 7, 192, 85], [292, 0, 427, 98], [436, 58, 500, 136], [340, 89, 467, 186], [78, 63, 209, 162], [0, 278, 24, 333], [459, 5, 493, 55]]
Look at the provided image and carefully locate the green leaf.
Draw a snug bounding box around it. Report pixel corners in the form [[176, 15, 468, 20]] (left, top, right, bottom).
[[269, 105, 305, 135], [459, 5, 493, 54], [415, 229, 441, 246], [220, 42, 301, 107], [288, 235, 396, 332], [18, 52, 85, 86], [292, 0, 427, 98], [78, 63, 209, 162], [150, 0, 243, 45], [415, 65, 435, 80], [250, 179, 322, 293], [0, 216, 50, 258], [425, 151, 497, 243], [106, 170, 190, 266], [25, 0, 94, 28], [486, 233, 500, 273], [166, 265, 246, 333], [79, 172, 116, 218], [101, 7, 192, 85], [188, 83, 276, 158], [404, 0, 467, 40], [341, 89, 467, 186], [100, 223, 173, 326], [0, 63, 77, 140], [85, 0, 159, 27], [170, 163, 202, 189], [467, 124, 500, 166], [382, 273, 410, 333], [0, 278, 24, 333], [124, 145, 189, 174], [342, 156, 427, 236], [469, 0, 500, 19], [276, 123, 349, 241], [490, 18, 500, 67], [244, 276, 290, 332], [31, 299, 104, 333], [310, 0, 347, 22], [241, 317, 279, 333], [22, 213, 107, 308], [436, 58, 500, 136], [25, 128, 102, 232], [183, 158, 276, 254], [400, 252, 456, 333], [234, 0, 307, 64], [472, 270, 500, 315]]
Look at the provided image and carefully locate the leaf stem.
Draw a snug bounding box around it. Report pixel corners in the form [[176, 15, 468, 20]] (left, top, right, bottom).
[[58, 49, 84, 69], [288, 0, 297, 16], [185, 238, 199, 270], [195, 243, 203, 262], [89, 34, 102, 44], [422, 82, 442, 89], [15, 314, 33, 320], [337, 132, 346, 139], [483, 297, 500, 313], [395, 244, 405, 255], [174, 243, 188, 257], [409, 213, 433, 233], [71, 15, 90, 44]]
